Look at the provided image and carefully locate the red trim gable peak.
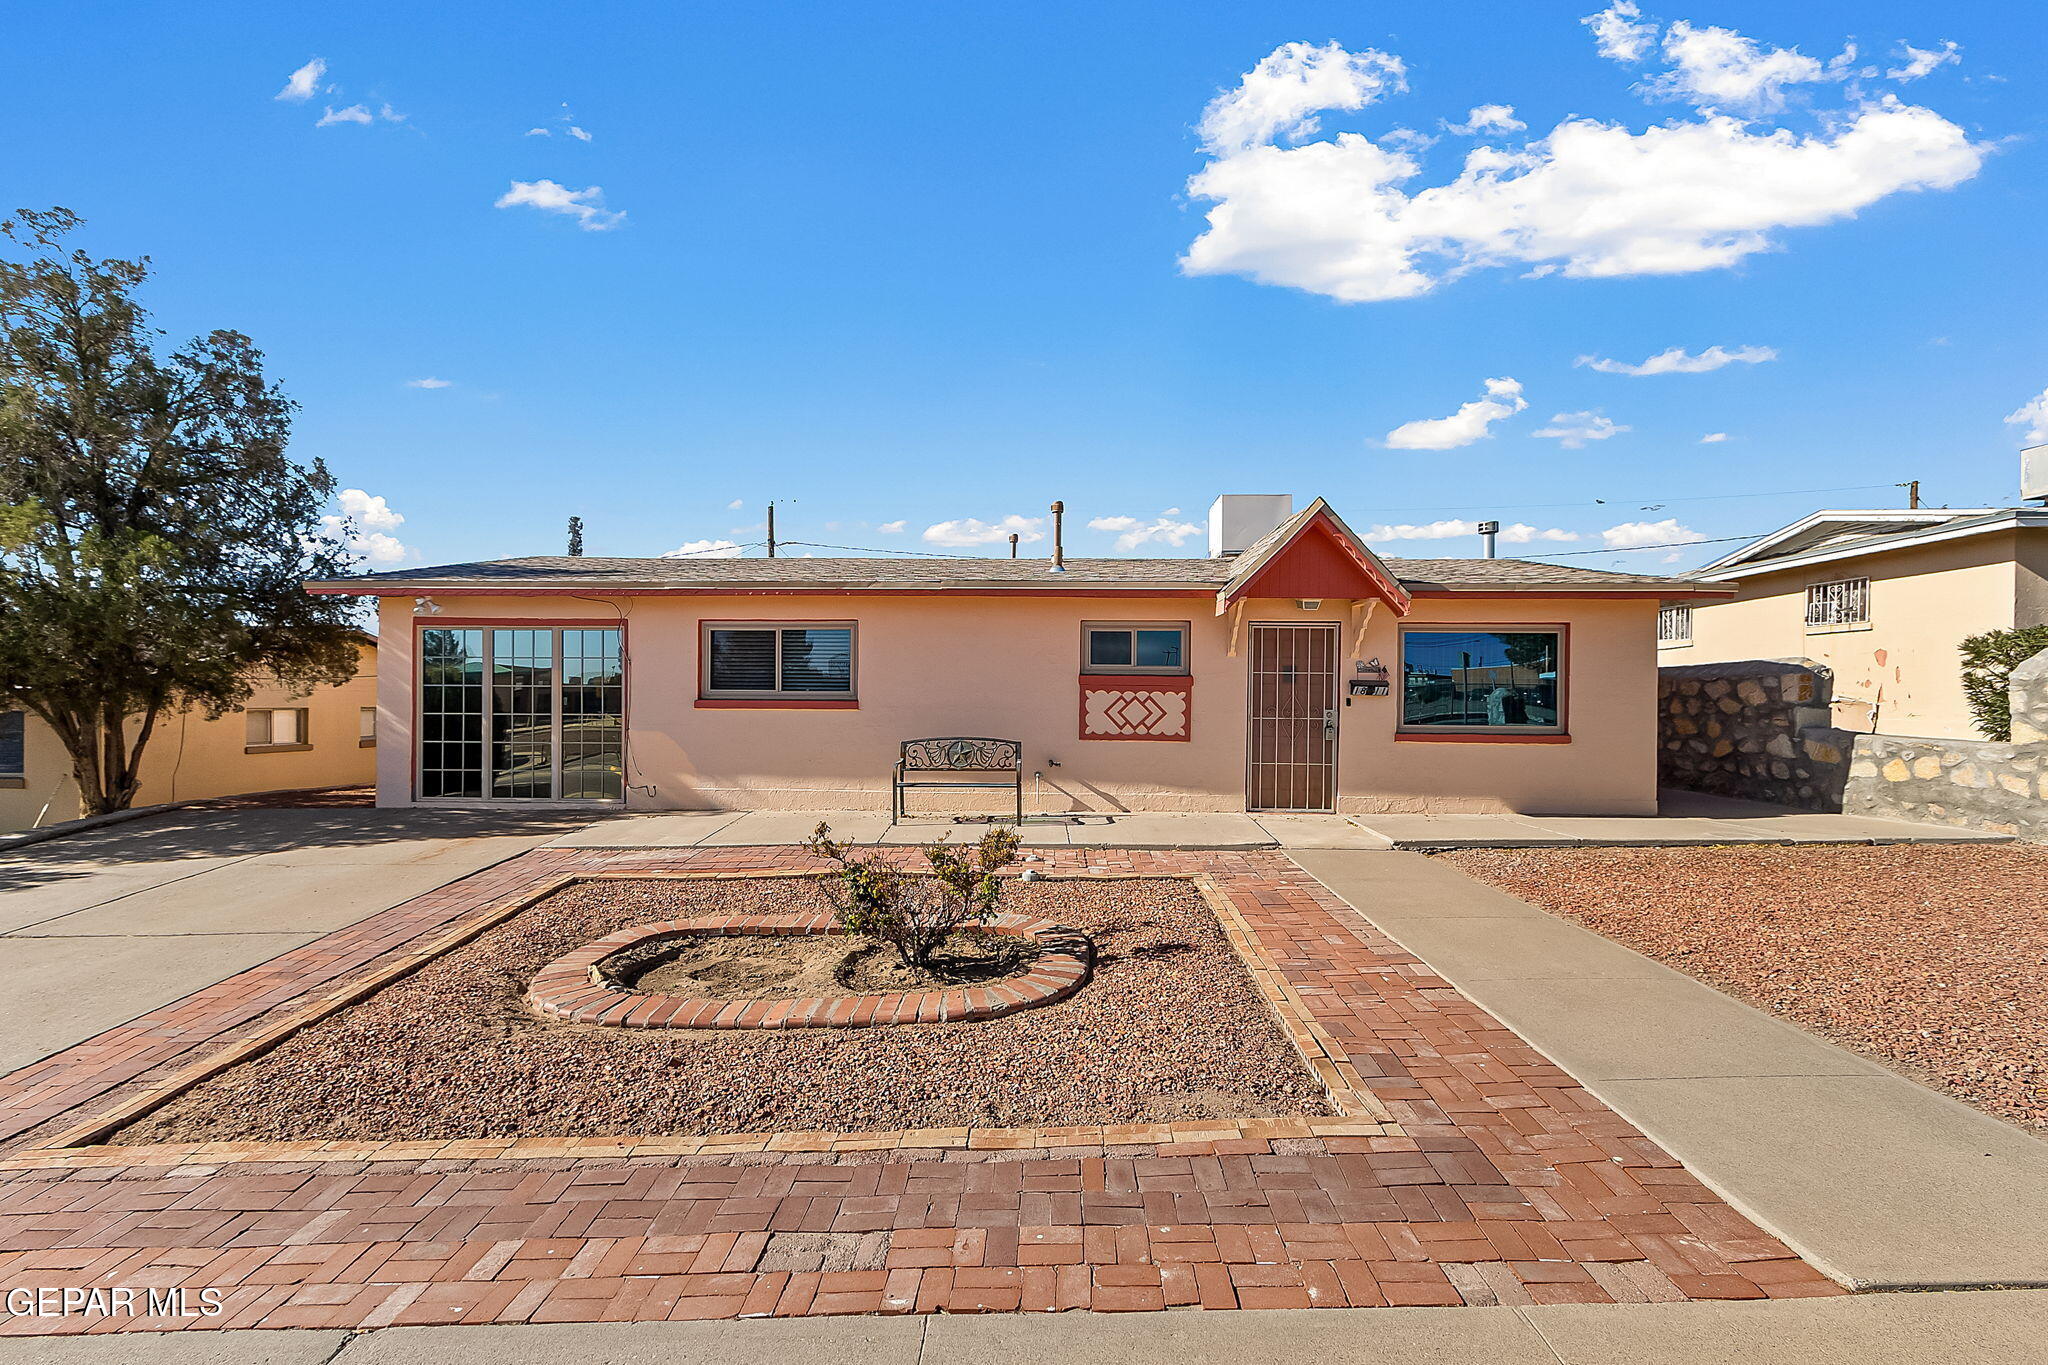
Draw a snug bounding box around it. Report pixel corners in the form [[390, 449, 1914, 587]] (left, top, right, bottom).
[[1224, 509, 1411, 614]]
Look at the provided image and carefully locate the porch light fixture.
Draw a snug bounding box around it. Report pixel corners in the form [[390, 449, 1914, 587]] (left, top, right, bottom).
[[412, 597, 442, 615], [1298, 599, 1322, 611]]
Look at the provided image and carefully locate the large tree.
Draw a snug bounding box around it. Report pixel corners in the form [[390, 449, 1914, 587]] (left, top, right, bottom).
[[0, 208, 362, 815]]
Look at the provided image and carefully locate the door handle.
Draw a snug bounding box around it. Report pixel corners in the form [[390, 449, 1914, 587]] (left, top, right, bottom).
[[1323, 708, 1337, 739]]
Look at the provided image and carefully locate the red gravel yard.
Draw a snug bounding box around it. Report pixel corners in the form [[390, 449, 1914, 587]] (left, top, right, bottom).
[[115, 874, 1332, 1145], [1445, 843, 2048, 1131]]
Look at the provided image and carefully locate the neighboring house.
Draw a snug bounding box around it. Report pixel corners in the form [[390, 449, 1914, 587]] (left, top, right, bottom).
[[307, 498, 1727, 817], [1664, 504, 2048, 739], [0, 636, 380, 831]]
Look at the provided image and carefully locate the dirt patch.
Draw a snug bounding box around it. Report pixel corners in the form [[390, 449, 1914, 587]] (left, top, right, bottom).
[[610, 929, 1036, 998], [1444, 842, 2048, 1131], [114, 876, 1332, 1143]]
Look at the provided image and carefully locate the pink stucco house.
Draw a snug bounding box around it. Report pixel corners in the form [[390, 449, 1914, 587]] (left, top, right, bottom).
[[308, 496, 1731, 816]]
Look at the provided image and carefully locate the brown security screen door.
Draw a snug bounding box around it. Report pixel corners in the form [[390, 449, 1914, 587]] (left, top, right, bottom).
[[1247, 623, 1339, 812]]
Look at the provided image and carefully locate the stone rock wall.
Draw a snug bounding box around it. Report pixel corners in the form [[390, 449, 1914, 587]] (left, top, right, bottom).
[[1842, 734, 2048, 840], [1661, 649, 2048, 839], [1657, 659, 1852, 811]]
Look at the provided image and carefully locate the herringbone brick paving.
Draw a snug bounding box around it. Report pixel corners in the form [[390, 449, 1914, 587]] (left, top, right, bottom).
[[0, 846, 1841, 1334]]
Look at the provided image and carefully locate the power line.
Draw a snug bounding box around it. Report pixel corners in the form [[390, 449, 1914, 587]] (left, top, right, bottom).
[[1363, 481, 1901, 516], [778, 540, 985, 559], [1513, 532, 1765, 558], [662, 539, 768, 557]]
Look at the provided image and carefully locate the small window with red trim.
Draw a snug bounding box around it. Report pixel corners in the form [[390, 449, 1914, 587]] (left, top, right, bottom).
[[1081, 622, 1188, 675]]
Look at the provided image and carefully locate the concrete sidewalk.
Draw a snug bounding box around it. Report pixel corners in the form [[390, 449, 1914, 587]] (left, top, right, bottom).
[[1291, 849, 2048, 1291], [546, 790, 2003, 854], [0, 807, 592, 1075], [4, 1291, 2044, 1364]]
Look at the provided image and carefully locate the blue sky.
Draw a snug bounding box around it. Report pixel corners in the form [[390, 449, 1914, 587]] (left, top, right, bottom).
[[4, 2, 2043, 573]]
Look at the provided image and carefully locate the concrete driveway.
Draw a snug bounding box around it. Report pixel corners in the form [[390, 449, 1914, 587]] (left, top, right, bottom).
[[0, 807, 594, 1076]]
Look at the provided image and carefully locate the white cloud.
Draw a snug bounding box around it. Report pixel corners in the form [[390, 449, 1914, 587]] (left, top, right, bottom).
[[566, 125, 593, 142], [2004, 386, 2048, 445], [315, 102, 404, 127], [1384, 377, 1526, 450], [1367, 518, 1577, 543], [1445, 104, 1526, 136], [1583, 3, 1658, 63], [494, 180, 625, 231], [1379, 127, 1437, 154], [338, 488, 404, 532], [1087, 515, 1203, 552], [726, 499, 744, 510], [922, 515, 1045, 548], [1197, 40, 1406, 154], [321, 488, 412, 565], [1889, 41, 1960, 83], [525, 127, 550, 137], [405, 377, 452, 389], [1500, 523, 1582, 543], [876, 520, 907, 534], [276, 57, 326, 102], [1578, 343, 1777, 375], [1700, 431, 1729, 443], [1644, 21, 1845, 115], [1533, 411, 1631, 448], [662, 538, 743, 558], [1181, 28, 1982, 303], [1367, 519, 1480, 540], [1602, 517, 1706, 548]]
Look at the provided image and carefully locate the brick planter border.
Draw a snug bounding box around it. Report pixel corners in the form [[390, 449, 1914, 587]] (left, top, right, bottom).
[[525, 912, 1094, 1029], [0, 849, 1845, 1329]]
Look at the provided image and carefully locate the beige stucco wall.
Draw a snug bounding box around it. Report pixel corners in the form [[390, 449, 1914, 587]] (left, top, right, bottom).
[[2017, 531, 2048, 631], [0, 641, 378, 831], [374, 593, 1659, 816], [1666, 533, 2022, 741]]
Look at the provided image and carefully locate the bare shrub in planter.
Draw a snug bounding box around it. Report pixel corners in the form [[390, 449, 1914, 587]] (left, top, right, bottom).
[[806, 822, 1022, 972]]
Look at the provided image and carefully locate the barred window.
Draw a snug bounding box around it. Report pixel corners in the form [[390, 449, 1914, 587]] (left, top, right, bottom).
[[1805, 578, 1870, 628], [1657, 605, 1692, 644]]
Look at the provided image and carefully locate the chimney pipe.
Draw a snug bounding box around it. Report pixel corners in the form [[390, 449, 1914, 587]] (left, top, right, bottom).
[[1478, 519, 1499, 559], [1049, 501, 1066, 573], [1008, 532, 1019, 558]]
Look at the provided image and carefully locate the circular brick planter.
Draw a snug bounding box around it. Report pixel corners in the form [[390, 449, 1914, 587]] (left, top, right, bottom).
[[525, 912, 1093, 1029]]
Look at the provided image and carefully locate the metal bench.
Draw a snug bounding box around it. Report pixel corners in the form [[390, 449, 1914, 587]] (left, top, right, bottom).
[[892, 737, 1023, 824]]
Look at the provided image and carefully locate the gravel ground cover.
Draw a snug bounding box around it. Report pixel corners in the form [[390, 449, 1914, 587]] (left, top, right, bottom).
[[116, 875, 1331, 1144], [1444, 843, 2048, 1131]]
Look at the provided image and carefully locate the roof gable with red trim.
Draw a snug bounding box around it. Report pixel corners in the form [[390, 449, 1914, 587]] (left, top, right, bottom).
[[1218, 501, 1412, 615]]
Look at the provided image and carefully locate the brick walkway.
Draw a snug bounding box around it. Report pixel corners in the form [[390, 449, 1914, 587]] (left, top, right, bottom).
[[0, 847, 1841, 1336]]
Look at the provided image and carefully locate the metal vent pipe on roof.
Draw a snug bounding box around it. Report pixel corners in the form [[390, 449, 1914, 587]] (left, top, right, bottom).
[[1478, 520, 1499, 559], [1049, 501, 1066, 572]]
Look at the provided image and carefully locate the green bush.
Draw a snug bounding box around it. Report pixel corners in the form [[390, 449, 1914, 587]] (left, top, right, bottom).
[[806, 821, 1021, 971], [1958, 626, 2048, 740]]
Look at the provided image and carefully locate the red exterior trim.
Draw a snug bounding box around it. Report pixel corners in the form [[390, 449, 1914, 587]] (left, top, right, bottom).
[[1394, 731, 1572, 744], [1078, 674, 1193, 742], [1223, 509, 1413, 615], [694, 699, 859, 710], [1404, 588, 1731, 600], [315, 585, 1217, 599]]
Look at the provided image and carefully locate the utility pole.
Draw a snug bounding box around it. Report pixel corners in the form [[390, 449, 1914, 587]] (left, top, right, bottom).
[[1898, 480, 1921, 509], [766, 502, 777, 558]]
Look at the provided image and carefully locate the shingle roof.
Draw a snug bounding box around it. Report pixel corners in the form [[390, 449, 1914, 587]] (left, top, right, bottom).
[[309, 553, 1707, 594]]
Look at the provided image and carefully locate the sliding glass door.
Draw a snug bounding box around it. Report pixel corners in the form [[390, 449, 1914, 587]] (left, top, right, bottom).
[[418, 627, 623, 801]]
